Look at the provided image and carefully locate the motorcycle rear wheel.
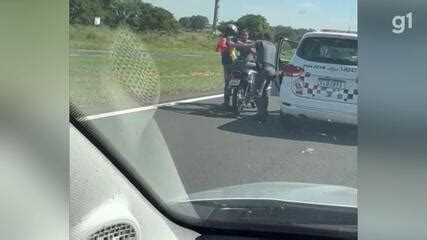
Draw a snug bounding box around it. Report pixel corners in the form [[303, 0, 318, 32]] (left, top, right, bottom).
[[231, 88, 245, 115]]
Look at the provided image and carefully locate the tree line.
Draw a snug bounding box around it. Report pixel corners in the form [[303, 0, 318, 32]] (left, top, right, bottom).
[[178, 15, 210, 31], [70, 0, 313, 41], [218, 15, 314, 41], [70, 0, 180, 32]]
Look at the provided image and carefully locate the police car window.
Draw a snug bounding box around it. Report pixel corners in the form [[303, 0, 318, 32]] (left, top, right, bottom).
[[280, 41, 297, 61], [297, 37, 358, 66]]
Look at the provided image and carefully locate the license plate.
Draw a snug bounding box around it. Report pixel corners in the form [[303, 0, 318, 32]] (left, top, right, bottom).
[[229, 79, 241, 86], [318, 78, 345, 89]]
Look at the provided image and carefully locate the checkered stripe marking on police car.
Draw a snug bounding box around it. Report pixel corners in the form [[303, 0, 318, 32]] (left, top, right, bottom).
[[296, 83, 358, 101]]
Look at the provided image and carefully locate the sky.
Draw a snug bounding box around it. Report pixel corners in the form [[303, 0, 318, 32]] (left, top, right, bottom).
[[144, 0, 357, 31]]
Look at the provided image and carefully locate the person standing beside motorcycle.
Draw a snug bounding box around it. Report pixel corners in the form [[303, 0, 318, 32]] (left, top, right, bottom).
[[253, 32, 277, 122]]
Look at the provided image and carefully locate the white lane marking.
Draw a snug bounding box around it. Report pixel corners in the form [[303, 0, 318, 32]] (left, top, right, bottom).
[[70, 49, 209, 58], [176, 94, 223, 103], [82, 93, 224, 121], [181, 54, 203, 58], [70, 54, 107, 57], [71, 49, 112, 54]]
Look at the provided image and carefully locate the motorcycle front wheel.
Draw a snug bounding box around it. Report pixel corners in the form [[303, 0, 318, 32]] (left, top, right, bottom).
[[231, 88, 245, 115]]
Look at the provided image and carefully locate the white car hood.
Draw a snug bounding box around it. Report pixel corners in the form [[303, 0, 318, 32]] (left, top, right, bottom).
[[178, 182, 357, 208]]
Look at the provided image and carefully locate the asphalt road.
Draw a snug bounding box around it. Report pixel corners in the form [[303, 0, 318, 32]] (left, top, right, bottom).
[[156, 96, 357, 192], [89, 95, 357, 194]]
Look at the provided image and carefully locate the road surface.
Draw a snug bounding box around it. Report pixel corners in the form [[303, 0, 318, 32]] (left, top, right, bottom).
[[88, 95, 357, 194]]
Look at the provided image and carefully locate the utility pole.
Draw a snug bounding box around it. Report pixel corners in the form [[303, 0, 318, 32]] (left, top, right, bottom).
[[212, 0, 220, 34]]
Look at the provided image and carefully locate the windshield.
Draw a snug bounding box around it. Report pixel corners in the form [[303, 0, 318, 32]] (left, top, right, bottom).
[[70, 0, 357, 237], [297, 37, 358, 66]]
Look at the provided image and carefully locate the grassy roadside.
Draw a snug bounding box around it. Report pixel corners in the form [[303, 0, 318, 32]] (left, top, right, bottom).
[[70, 25, 223, 113], [70, 25, 219, 55], [70, 55, 223, 107]]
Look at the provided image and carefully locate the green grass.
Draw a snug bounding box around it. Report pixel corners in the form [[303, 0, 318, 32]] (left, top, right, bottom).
[[154, 57, 223, 96], [70, 25, 223, 112], [70, 25, 218, 55], [70, 54, 223, 110]]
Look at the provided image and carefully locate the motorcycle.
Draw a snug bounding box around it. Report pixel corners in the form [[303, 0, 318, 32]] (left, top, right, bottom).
[[227, 61, 258, 114]]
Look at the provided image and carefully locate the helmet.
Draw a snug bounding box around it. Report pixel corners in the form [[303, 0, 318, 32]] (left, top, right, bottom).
[[224, 23, 239, 36]]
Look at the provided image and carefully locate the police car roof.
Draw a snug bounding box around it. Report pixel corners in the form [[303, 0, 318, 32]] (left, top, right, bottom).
[[303, 30, 358, 39]]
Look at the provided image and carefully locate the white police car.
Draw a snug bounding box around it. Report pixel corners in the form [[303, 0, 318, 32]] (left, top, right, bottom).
[[279, 30, 358, 126]]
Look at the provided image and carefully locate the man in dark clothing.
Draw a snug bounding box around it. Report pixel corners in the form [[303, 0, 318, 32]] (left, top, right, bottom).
[[253, 33, 277, 122]]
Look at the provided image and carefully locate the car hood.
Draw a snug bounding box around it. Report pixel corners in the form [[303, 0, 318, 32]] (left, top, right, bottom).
[[175, 182, 357, 208]]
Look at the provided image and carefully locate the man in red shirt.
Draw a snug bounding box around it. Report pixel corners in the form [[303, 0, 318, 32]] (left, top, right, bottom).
[[216, 34, 227, 53]]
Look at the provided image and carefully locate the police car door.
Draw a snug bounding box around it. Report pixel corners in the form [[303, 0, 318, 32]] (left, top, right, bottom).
[[271, 38, 299, 96]]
